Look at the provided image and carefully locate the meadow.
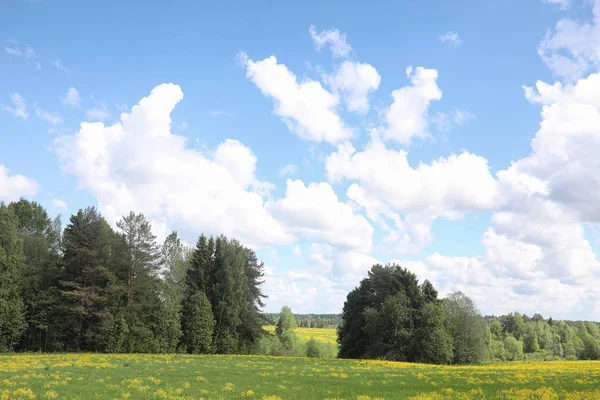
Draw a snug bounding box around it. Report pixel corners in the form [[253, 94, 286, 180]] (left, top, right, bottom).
[[1, 353, 600, 399]]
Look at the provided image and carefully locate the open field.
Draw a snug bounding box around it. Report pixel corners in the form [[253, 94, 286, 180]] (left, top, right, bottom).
[[2, 354, 600, 399], [263, 326, 338, 345]]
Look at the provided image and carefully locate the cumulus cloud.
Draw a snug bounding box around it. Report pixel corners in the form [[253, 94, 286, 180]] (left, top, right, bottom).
[[267, 179, 374, 253], [383, 66, 443, 144], [309, 25, 352, 58], [538, 0, 600, 81], [438, 31, 462, 47], [327, 133, 499, 217], [324, 61, 381, 113], [54, 83, 293, 247], [63, 87, 81, 108], [0, 165, 39, 202], [1, 93, 28, 120], [243, 54, 351, 144], [292, 244, 302, 256]]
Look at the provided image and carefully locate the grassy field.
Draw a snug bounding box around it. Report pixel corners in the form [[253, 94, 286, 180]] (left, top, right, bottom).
[[2, 354, 600, 399], [263, 326, 337, 345]]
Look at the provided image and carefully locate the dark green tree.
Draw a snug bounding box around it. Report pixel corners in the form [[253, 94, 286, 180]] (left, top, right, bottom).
[[181, 291, 214, 353], [0, 203, 25, 351]]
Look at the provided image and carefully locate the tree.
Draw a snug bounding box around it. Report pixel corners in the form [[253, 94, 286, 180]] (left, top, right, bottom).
[[158, 232, 188, 352], [504, 335, 523, 361], [442, 292, 489, 364], [116, 212, 160, 305], [276, 306, 298, 350], [338, 263, 424, 361], [8, 199, 61, 351], [415, 302, 453, 364], [0, 203, 25, 351], [58, 207, 126, 351], [180, 291, 214, 354]]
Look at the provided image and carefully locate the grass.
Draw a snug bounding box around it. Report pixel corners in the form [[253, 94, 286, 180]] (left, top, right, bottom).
[[1, 353, 600, 399]]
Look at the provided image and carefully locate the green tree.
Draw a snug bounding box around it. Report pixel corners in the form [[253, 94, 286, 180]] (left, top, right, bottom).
[[504, 335, 523, 361], [442, 292, 489, 364], [0, 203, 25, 351], [276, 306, 298, 351], [8, 199, 62, 351], [415, 302, 453, 364], [180, 291, 214, 354], [58, 207, 126, 351]]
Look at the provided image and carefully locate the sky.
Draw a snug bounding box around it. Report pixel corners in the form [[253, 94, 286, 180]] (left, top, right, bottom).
[[2, 0, 600, 318]]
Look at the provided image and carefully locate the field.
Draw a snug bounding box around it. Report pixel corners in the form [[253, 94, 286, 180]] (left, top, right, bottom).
[[263, 326, 337, 345], [2, 354, 600, 399]]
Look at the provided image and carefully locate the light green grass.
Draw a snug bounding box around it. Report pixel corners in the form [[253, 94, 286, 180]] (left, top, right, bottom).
[[2, 354, 600, 399]]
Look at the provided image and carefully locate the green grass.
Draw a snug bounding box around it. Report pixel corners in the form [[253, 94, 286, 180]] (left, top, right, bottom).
[[2, 353, 600, 399]]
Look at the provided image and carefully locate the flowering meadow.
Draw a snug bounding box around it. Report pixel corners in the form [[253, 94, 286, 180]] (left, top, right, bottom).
[[1, 354, 600, 399]]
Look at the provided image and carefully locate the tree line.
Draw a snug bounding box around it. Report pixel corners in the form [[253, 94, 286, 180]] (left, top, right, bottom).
[[2, 198, 600, 363], [265, 313, 341, 328], [0, 199, 266, 354], [337, 263, 600, 363]]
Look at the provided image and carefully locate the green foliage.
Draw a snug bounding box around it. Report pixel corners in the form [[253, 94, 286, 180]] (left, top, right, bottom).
[[0, 203, 25, 351], [275, 306, 298, 350], [442, 292, 489, 364], [504, 335, 524, 361], [181, 291, 214, 354]]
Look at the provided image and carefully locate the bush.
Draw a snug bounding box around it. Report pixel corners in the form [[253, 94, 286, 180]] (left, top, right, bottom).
[[306, 338, 322, 358]]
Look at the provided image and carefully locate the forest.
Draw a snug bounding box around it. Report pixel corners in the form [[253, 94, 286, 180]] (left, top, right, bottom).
[[1, 198, 600, 364]]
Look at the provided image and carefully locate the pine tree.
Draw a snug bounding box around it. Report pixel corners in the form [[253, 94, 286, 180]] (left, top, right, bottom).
[[58, 207, 123, 351]]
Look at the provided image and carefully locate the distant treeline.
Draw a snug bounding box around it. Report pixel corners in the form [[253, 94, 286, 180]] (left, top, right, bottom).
[[265, 313, 341, 328]]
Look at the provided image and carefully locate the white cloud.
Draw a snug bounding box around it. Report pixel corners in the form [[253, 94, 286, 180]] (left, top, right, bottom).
[[178, 121, 189, 131], [209, 110, 232, 117], [267, 179, 374, 252], [53, 59, 68, 73], [278, 164, 298, 177], [538, 0, 600, 81], [5, 45, 22, 56], [327, 133, 499, 217], [544, 0, 570, 9], [63, 87, 81, 108], [309, 242, 333, 271], [54, 83, 292, 248], [324, 61, 381, 113], [115, 103, 128, 112], [35, 62, 41, 71], [4, 43, 34, 58], [292, 244, 302, 256], [432, 109, 475, 131], [86, 104, 110, 121], [383, 66, 443, 144], [1, 93, 28, 120], [52, 198, 67, 211], [35, 106, 62, 125], [243, 54, 351, 144], [309, 25, 352, 58], [438, 31, 462, 47], [0, 165, 39, 202]]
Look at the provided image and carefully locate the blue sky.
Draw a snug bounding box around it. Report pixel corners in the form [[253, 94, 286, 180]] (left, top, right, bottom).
[[2, 0, 600, 318]]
